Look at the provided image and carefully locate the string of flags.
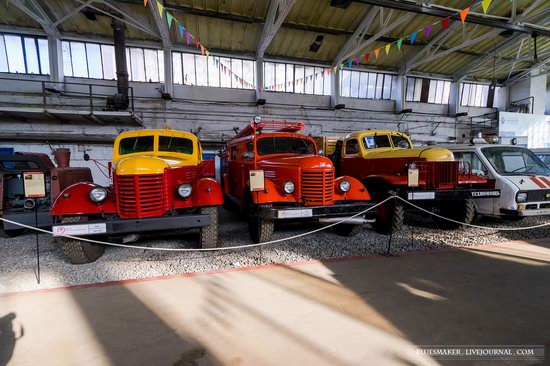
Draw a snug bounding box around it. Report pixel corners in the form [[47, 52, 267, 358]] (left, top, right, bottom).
[[146, 0, 499, 90]]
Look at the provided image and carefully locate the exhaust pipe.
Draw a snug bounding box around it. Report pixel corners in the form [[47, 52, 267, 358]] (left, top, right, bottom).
[[318, 217, 375, 224], [53, 148, 71, 168], [107, 18, 129, 110]]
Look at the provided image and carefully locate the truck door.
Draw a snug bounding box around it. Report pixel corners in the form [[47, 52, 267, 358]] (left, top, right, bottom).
[[340, 138, 362, 177]]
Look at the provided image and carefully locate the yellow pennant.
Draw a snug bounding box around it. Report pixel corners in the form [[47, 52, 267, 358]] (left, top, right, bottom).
[[481, 0, 492, 13], [156, 1, 164, 17], [385, 43, 391, 55]]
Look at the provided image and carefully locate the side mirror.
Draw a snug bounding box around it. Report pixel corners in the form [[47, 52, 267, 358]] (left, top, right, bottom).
[[242, 152, 255, 160], [318, 149, 325, 156]]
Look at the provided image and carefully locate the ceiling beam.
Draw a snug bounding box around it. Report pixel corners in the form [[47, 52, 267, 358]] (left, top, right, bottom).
[[341, 13, 414, 62], [333, 6, 380, 66], [353, 0, 550, 38], [53, 0, 95, 27], [9, 0, 59, 36], [503, 55, 550, 86], [257, 0, 296, 58]]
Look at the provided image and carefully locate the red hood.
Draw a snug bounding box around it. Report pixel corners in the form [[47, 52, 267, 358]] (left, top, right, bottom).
[[258, 154, 333, 171]]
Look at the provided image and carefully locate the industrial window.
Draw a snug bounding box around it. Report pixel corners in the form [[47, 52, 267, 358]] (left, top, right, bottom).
[[460, 83, 496, 107], [406, 77, 450, 104], [263, 61, 331, 96], [0, 33, 49, 75], [172, 51, 255, 89], [341, 70, 396, 100], [62, 40, 163, 82]]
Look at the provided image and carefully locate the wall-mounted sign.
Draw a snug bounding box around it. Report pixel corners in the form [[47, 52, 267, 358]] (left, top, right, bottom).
[[23, 172, 46, 198]]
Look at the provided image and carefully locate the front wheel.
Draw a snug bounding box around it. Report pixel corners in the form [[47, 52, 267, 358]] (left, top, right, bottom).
[[438, 199, 476, 229], [373, 192, 404, 234], [58, 216, 105, 264], [248, 204, 274, 244], [199, 206, 219, 248]]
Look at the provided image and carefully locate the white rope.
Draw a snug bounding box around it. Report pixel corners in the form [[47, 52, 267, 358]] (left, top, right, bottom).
[[394, 196, 550, 231], [0, 197, 392, 252]]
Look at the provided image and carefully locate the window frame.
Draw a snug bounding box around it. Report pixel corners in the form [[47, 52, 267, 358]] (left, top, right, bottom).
[[0, 33, 50, 75]]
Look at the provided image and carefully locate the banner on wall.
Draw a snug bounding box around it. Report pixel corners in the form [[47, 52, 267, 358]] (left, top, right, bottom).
[[498, 112, 550, 148]]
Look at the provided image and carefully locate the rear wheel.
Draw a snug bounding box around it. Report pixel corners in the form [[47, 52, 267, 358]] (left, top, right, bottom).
[[248, 204, 274, 244], [59, 216, 105, 264], [373, 191, 404, 234], [199, 206, 219, 248], [438, 199, 476, 229]]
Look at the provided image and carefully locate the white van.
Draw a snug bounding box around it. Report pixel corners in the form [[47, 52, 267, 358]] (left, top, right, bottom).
[[443, 143, 550, 219]]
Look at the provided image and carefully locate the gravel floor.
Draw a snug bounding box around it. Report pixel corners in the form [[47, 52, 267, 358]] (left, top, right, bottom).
[[1, 207, 549, 293]]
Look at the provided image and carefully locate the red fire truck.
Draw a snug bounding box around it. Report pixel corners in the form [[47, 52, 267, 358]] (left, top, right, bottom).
[[221, 116, 375, 243]]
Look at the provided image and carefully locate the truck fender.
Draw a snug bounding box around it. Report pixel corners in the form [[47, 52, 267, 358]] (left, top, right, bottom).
[[252, 178, 297, 205], [51, 182, 116, 216], [193, 177, 224, 206], [334, 176, 372, 201]]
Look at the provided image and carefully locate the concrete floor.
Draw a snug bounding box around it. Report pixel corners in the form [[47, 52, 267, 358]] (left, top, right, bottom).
[[1, 239, 550, 366]]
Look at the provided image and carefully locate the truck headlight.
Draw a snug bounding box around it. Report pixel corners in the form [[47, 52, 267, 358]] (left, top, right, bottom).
[[339, 180, 351, 192], [516, 192, 527, 203], [89, 187, 107, 203], [178, 184, 192, 198], [283, 181, 295, 194]]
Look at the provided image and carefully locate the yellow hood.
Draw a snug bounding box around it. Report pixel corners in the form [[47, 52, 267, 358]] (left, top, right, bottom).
[[115, 156, 169, 175], [365, 147, 454, 162]]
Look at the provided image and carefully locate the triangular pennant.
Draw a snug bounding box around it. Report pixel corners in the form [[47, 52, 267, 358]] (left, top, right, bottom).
[[424, 25, 433, 37], [347, 60, 353, 68], [355, 56, 360, 65], [156, 1, 164, 17], [397, 38, 403, 50], [385, 43, 391, 55], [200, 44, 205, 56], [185, 31, 190, 45], [442, 17, 450, 31], [410, 32, 417, 44], [374, 48, 380, 58], [460, 7, 470, 23], [144, 0, 148, 6], [205, 50, 209, 58], [178, 23, 185, 38], [481, 0, 492, 13], [195, 39, 199, 49], [364, 52, 370, 63], [339, 63, 344, 70], [333, 66, 337, 73], [166, 12, 174, 28]]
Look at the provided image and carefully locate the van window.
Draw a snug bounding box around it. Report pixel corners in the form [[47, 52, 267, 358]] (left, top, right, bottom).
[[345, 139, 359, 155], [364, 135, 391, 149]]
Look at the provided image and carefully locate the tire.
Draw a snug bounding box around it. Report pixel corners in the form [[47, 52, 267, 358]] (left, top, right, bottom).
[[438, 199, 476, 229], [199, 206, 219, 249], [373, 192, 404, 234], [248, 204, 274, 244], [333, 223, 363, 237], [59, 216, 105, 264]]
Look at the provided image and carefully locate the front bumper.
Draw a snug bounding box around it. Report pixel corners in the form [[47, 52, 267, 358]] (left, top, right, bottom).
[[403, 189, 500, 201], [259, 202, 376, 221], [501, 205, 550, 217], [52, 214, 211, 237], [2, 211, 53, 231]]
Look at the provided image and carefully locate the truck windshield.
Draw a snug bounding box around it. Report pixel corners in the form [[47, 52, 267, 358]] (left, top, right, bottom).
[[257, 137, 316, 156], [364, 135, 391, 149], [391, 135, 411, 149], [159, 136, 193, 154], [119, 136, 154, 155], [482, 146, 550, 176]]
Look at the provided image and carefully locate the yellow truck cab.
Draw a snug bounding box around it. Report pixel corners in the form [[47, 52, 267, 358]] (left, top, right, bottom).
[[51, 128, 223, 264]]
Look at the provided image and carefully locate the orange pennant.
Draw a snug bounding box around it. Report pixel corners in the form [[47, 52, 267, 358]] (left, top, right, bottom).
[[144, 0, 148, 5], [460, 7, 470, 23], [374, 48, 380, 58]]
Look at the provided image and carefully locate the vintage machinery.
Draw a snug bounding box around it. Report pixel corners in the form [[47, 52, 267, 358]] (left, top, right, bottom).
[[51, 128, 223, 264], [320, 130, 500, 233], [221, 116, 375, 243], [0, 149, 92, 237]]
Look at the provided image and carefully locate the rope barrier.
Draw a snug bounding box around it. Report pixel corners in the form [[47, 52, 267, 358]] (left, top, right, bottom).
[[1, 195, 549, 253]]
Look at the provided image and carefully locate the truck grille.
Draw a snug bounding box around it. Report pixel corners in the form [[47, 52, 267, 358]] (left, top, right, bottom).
[[301, 170, 333, 205], [417, 161, 458, 189], [116, 174, 167, 219]]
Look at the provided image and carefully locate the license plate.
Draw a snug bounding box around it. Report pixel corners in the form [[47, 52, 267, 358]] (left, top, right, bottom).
[[278, 209, 313, 219], [52, 223, 107, 236], [407, 192, 436, 200]]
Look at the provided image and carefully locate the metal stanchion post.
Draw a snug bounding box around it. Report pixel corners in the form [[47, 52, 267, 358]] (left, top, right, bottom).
[[34, 200, 40, 284], [385, 232, 392, 256]]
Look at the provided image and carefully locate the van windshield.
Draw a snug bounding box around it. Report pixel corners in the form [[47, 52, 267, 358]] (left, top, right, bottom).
[[481, 146, 550, 176], [257, 137, 316, 156]]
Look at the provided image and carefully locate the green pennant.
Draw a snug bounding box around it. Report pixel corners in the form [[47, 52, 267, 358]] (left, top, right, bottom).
[[166, 12, 174, 28], [397, 38, 403, 50]]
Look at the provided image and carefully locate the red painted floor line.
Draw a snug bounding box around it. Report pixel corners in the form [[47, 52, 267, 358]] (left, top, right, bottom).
[[0, 238, 545, 299]]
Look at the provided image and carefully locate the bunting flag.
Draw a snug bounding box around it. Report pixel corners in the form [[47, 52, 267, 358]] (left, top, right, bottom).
[[185, 31, 190, 45], [364, 52, 370, 63], [442, 17, 450, 31], [385, 43, 391, 55], [166, 11, 174, 28], [355, 56, 361, 65], [424, 25, 432, 37], [333, 66, 337, 73], [347, 60, 352, 68], [397, 38, 403, 50], [374, 48, 380, 58], [482, 0, 493, 13], [195, 39, 199, 49], [178, 23, 185, 38], [144, 0, 148, 6], [460, 7, 470, 23], [156, 1, 164, 17], [410, 32, 417, 44]]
